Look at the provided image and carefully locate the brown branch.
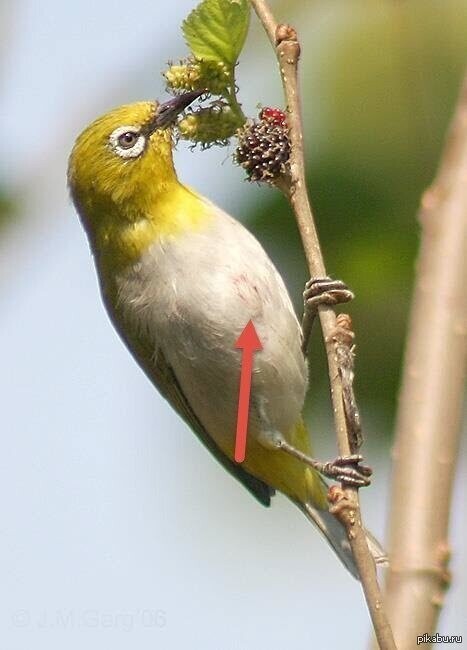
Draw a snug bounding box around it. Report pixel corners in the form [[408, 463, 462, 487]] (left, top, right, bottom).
[[380, 71, 467, 648], [249, 2, 396, 648]]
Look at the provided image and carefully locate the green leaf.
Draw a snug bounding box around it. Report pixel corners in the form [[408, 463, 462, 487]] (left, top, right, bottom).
[[182, 0, 250, 65]]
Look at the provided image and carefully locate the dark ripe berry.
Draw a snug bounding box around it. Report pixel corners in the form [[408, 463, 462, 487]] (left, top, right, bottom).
[[234, 109, 290, 184], [259, 107, 287, 126]]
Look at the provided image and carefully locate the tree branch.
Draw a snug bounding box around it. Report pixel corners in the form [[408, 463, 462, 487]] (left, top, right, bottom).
[[380, 71, 467, 648], [249, 2, 396, 648]]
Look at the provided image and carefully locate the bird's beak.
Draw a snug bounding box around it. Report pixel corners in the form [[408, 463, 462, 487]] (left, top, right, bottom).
[[150, 90, 205, 131]]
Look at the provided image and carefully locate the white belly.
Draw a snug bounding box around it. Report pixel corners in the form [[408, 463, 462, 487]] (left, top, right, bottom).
[[108, 203, 308, 450]]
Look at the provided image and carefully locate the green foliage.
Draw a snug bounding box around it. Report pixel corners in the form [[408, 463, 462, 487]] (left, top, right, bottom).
[[165, 58, 231, 96], [166, 0, 250, 147], [182, 0, 250, 65]]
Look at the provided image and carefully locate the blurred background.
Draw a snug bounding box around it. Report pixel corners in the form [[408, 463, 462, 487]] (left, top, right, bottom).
[[1, 0, 466, 647]]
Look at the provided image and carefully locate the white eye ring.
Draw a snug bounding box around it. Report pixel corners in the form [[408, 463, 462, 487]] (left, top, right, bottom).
[[109, 125, 146, 159]]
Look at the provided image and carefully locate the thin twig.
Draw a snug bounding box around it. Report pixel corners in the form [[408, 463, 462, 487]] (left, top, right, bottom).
[[380, 72, 467, 648], [249, 2, 397, 648]]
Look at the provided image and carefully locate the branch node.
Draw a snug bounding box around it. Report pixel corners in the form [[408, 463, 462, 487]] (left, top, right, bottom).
[[275, 23, 298, 45], [328, 485, 358, 528]]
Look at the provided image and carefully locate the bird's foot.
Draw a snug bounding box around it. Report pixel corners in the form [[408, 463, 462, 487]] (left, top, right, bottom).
[[304, 276, 354, 314], [277, 441, 372, 488], [319, 454, 372, 488], [301, 277, 354, 353]]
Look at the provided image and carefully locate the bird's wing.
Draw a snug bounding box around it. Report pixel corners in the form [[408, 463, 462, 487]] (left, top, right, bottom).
[[149, 345, 275, 507]]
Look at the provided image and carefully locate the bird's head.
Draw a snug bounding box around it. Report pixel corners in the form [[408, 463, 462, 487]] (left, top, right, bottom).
[[68, 91, 203, 233]]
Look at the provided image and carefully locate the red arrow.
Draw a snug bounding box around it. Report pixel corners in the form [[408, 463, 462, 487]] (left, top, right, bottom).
[[234, 320, 263, 463]]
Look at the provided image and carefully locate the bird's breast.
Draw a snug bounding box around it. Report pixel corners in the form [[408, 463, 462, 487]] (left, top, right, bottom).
[[103, 204, 308, 453]]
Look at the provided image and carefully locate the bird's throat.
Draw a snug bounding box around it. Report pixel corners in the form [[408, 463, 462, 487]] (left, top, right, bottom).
[[92, 182, 212, 270]]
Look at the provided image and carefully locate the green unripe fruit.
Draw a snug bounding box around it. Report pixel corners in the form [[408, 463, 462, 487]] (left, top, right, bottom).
[[164, 58, 231, 96], [178, 106, 244, 146]]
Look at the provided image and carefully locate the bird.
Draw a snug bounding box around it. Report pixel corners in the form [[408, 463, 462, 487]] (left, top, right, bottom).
[[68, 91, 385, 578]]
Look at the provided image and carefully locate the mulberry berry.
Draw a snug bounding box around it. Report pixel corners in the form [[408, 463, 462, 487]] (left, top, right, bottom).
[[235, 108, 290, 183]]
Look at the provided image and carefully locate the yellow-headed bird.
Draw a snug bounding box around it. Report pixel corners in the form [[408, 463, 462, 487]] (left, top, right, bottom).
[[68, 92, 384, 577]]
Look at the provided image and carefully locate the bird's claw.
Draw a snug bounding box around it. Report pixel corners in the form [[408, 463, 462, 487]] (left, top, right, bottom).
[[322, 454, 372, 488], [301, 277, 354, 355], [303, 277, 354, 314]]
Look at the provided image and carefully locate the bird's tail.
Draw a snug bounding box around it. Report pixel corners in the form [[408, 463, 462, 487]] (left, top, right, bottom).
[[294, 499, 388, 580], [286, 418, 387, 578]]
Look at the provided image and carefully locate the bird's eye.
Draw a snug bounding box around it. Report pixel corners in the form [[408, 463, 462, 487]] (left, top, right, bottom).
[[118, 131, 138, 148], [109, 126, 146, 159]]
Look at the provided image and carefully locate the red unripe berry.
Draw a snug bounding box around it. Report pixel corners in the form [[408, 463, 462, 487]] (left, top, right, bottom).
[[260, 107, 287, 126]]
